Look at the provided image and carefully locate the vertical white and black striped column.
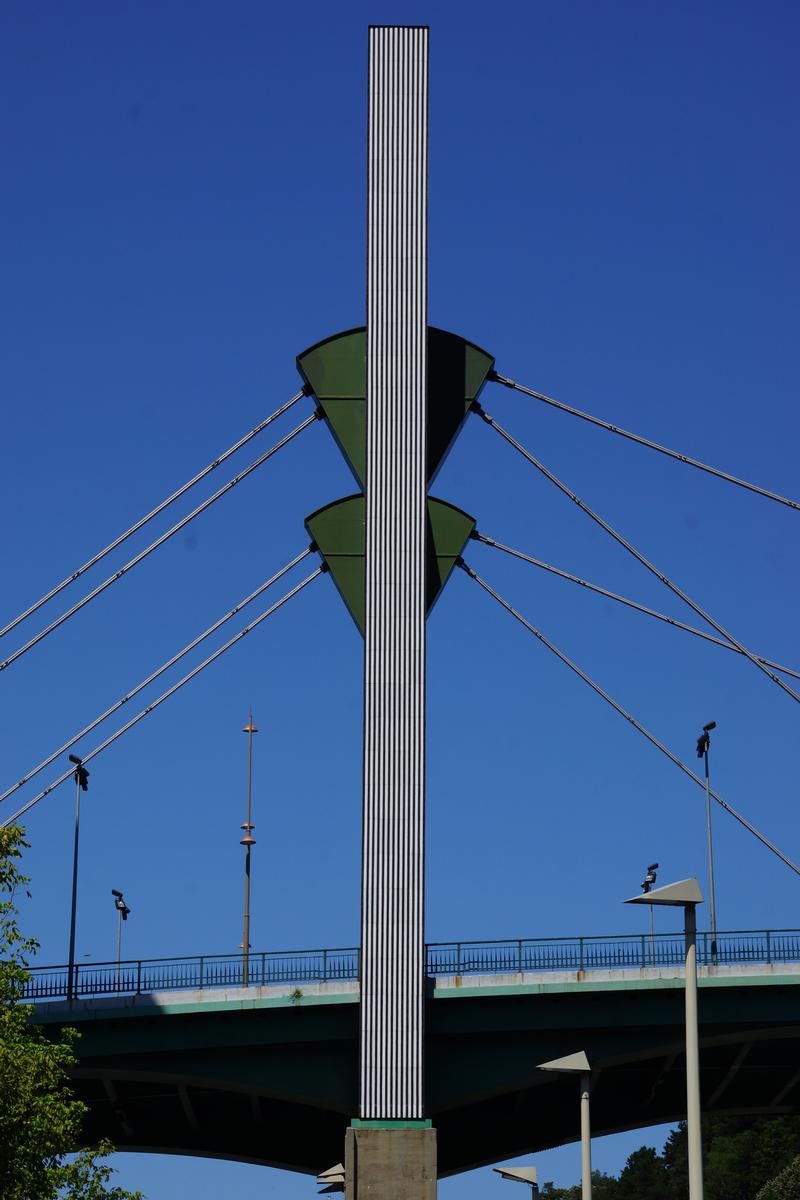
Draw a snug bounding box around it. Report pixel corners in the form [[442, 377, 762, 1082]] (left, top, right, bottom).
[[360, 25, 429, 1121]]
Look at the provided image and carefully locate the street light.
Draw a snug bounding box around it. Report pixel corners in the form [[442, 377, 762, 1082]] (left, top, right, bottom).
[[493, 1166, 539, 1198], [641, 861, 659, 964], [111, 889, 131, 988], [625, 878, 704, 1200], [696, 721, 718, 964], [317, 1163, 345, 1194], [66, 754, 89, 1004], [536, 1051, 592, 1200]]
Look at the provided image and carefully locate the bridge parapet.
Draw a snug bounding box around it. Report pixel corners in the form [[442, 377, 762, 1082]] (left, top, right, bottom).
[[23, 928, 800, 1004]]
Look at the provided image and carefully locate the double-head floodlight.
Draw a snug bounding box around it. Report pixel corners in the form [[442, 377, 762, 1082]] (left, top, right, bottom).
[[641, 862, 659, 893], [696, 720, 716, 759], [494, 1166, 539, 1195], [68, 754, 89, 790], [111, 889, 131, 920]]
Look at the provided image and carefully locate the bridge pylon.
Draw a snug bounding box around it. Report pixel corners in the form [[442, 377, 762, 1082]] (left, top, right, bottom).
[[350, 23, 434, 1198]]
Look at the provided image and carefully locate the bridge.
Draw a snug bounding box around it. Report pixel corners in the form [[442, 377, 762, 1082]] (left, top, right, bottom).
[[30, 929, 800, 1176], [5, 20, 800, 1200]]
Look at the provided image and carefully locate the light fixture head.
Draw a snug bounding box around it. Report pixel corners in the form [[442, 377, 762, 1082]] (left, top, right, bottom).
[[537, 1050, 590, 1074], [625, 877, 703, 908], [493, 1166, 539, 1188]]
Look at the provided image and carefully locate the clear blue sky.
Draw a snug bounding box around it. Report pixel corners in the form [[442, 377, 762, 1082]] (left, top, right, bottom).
[[2, 1, 799, 1195]]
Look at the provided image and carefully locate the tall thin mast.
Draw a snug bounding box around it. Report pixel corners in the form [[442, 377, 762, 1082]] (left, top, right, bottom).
[[240, 711, 257, 986]]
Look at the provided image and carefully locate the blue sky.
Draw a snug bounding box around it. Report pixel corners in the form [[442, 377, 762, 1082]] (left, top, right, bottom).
[[2, 0, 799, 1195]]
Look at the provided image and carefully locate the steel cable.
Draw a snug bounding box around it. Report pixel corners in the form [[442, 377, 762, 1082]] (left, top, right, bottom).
[[0, 411, 319, 673], [0, 388, 308, 642], [491, 372, 800, 513], [474, 532, 800, 682], [1, 566, 323, 828], [478, 405, 800, 707], [459, 559, 800, 878], [0, 547, 313, 805]]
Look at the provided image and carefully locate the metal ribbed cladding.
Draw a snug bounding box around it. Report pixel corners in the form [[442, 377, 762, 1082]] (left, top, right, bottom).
[[360, 25, 429, 1121]]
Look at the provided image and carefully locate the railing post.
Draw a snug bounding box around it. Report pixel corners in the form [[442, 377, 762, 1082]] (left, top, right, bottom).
[[323, 949, 328, 982], [136, 960, 141, 995], [518, 940, 523, 974], [766, 931, 771, 964], [579, 937, 585, 972], [199, 956, 204, 991], [703, 932, 708, 966], [641, 935, 646, 967], [261, 953, 266, 986]]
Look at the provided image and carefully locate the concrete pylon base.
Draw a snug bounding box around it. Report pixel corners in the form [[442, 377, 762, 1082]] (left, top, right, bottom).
[[345, 1125, 437, 1199]]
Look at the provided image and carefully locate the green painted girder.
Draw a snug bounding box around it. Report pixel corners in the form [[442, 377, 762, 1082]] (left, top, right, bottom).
[[305, 495, 474, 635], [296, 326, 495, 489], [37, 970, 800, 1177]]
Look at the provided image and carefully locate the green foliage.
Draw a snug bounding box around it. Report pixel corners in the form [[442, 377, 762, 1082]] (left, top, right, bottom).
[[616, 1146, 671, 1200], [540, 1117, 800, 1200], [0, 826, 142, 1200], [703, 1117, 800, 1200], [541, 1169, 618, 1200], [756, 1156, 800, 1200]]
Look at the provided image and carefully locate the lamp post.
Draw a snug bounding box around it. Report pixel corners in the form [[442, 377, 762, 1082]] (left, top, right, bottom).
[[696, 722, 718, 965], [537, 1051, 592, 1200], [626, 878, 704, 1200], [111, 889, 131, 990], [493, 1166, 539, 1197], [66, 754, 89, 1004], [240, 712, 257, 986], [641, 861, 659, 964]]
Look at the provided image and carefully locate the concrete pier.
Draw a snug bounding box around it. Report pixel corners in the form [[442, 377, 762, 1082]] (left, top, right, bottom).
[[345, 1126, 437, 1200]]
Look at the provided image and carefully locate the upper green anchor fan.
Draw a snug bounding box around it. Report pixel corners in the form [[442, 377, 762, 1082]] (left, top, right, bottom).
[[297, 327, 495, 489]]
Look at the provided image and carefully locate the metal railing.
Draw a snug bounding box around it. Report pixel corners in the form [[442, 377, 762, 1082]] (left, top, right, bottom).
[[22, 929, 800, 1002]]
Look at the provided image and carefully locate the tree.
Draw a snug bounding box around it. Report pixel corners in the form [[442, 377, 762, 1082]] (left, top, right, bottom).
[[0, 825, 142, 1200], [756, 1156, 800, 1200], [615, 1146, 670, 1200], [541, 1169, 619, 1200], [541, 1117, 800, 1200]]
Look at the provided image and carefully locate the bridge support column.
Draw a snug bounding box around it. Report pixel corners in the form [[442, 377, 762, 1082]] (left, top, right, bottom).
[[360, 22, 429, 1126], [353, 22, 435, 1196], [345, 1125, 436, 1200]]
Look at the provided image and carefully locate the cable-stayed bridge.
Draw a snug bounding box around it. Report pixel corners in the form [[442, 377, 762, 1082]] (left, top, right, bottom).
[[3, 22, 800, 1198]]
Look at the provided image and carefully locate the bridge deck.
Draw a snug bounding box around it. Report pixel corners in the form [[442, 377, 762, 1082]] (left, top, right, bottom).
[[31, 961, 800, 1176]]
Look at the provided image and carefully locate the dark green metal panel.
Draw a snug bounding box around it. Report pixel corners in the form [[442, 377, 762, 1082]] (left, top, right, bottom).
[[426, 497, 474, 606], [305, 495, 366, 634], [306, 495, 475, 635], [296, 327, 494, 489]]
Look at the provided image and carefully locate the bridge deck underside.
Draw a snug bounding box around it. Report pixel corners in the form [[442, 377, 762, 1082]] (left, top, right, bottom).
[[38, 973, 800, 1177]]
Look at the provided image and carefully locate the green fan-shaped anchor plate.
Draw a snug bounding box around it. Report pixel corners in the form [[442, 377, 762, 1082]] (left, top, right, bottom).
[[306, 495, 475, 635], [297, 327, 495, 488]]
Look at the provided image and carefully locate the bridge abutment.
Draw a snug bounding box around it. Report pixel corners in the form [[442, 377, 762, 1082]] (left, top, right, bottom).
[[345, 1125, 437, 1200]]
